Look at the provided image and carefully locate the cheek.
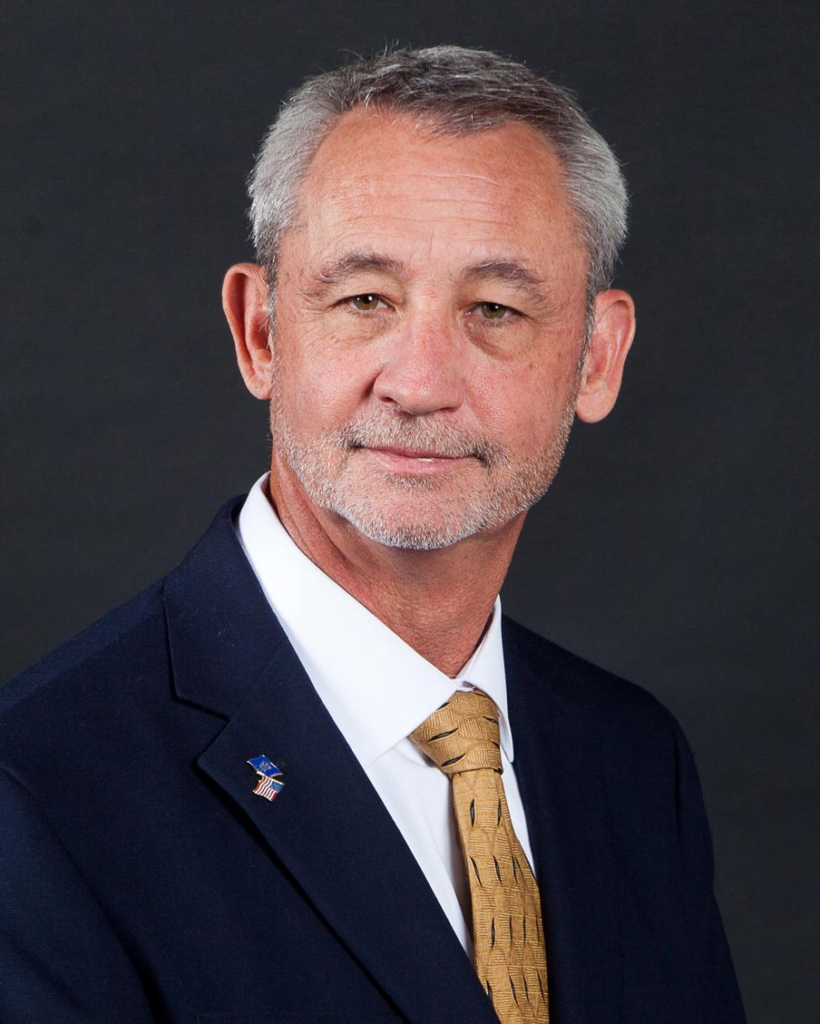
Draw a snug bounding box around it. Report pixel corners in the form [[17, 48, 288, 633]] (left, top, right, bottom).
[[276, 332, 377, 427], [474, 356, 576, 429], [472, 361, 580, 462]]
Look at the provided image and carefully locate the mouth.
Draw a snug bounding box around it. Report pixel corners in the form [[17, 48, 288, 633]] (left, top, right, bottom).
[[357, 445, 474, 474], [369, 445, 459, 460]]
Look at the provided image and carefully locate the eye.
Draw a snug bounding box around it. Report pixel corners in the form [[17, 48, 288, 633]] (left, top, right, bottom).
[[473, 302, 515, 321], [347, 294, 389, 312]]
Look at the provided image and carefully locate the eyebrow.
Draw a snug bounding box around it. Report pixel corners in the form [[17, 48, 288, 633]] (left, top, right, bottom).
[[462, 259, 554, 310], [464, 260, 545, 291], [313, 251, 406, 288], [305, 251, 553, 311]]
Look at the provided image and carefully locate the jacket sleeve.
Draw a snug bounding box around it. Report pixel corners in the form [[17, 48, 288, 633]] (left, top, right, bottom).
[[670, 715, 748, 1024], [0, 767, 156, 1024]]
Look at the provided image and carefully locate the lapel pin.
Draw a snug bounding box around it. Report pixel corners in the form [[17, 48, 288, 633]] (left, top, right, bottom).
[[247, 755, 285, 802]]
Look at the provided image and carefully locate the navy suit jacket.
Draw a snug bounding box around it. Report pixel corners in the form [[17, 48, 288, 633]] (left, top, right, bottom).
[[0, 497, 746, 1024]]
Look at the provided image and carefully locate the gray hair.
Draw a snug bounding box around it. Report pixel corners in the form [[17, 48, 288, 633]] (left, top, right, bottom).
[[248, 45, 628, 309]]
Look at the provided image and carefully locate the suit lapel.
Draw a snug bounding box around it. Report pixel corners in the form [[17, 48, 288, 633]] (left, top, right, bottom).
[[504, 622, 623, 1024], [164, 499, 498, 1024]]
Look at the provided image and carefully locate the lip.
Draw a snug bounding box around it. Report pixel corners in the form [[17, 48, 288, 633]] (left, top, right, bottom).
[[361, 446, 470, 475]]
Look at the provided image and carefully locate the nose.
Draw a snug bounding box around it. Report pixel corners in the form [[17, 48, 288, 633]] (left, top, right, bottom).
[[372, 313, 466, 416]]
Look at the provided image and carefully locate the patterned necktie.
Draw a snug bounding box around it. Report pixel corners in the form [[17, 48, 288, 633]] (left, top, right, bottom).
[[410, 689, 549, 1024]]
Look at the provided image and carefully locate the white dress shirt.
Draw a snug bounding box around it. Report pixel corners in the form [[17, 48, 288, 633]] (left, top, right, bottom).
[[236, 473, 536, 954]]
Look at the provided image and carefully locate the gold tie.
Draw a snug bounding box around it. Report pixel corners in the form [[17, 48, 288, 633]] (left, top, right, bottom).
[[410, 689, 549, 1024]]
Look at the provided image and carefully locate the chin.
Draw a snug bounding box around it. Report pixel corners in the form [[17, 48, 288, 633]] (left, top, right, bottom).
[[330, 493, 513, 552], [294, 459, 550, 551], [342, 515, 479, 551]]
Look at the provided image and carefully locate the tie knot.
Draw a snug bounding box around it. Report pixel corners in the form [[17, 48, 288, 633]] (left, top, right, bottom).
[[410, 689, 502, 775]]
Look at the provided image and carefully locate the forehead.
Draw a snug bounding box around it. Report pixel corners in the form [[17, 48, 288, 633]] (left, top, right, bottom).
[[285, 107, 586, 281]]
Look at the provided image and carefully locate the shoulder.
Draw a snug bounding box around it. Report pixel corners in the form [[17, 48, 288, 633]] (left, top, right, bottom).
[[0, 492, 259, 806], [503, 614, 671, 717], [0, 566, 220, 873], [502, 614, 687, 760], [1, 581, 168, 716], [0, 582, 170, 757], [502, 616, 714, 871], [0, 578, 184, 871], [0, 494, 248, 742]]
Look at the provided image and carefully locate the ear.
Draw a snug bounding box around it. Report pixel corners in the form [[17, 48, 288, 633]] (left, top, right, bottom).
[[222, 263, 273, 400], [574, 289, 636, 424]]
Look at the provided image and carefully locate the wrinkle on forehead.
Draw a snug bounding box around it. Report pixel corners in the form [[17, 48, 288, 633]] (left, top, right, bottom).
[[343, 169, 521, 199], [297, 108, 570, 214], [308, 171, 550, 239], [282, 108, 587, 295]]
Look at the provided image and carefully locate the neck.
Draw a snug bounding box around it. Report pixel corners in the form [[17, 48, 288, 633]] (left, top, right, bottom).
[[267, 464, 524, 678]]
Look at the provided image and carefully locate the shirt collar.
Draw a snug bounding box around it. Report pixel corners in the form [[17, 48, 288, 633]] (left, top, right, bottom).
[[235, 474, 513, 769]]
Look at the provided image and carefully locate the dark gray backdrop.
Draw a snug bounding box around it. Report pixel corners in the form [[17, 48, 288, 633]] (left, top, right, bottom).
[[3, 2, 817, 1020]]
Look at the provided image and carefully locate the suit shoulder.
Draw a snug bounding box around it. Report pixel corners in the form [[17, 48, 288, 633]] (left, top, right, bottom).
[[502, 614, 674, 724], [0, 581, 168, 728]]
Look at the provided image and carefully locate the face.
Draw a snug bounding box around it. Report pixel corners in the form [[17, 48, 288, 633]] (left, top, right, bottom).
[[267, 109, 592, 551]]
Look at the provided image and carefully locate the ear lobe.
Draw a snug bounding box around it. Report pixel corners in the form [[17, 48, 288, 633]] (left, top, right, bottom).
[[574, 289, 636, 424], [222, 263, 273, 400]]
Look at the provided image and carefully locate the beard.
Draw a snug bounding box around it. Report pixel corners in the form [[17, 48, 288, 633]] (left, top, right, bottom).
[[267, 359, 581, 552]]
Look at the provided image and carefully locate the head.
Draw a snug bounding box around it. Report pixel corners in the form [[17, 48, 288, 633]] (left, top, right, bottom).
[[224, 47, 635, 552], [249, 46, 629, 327]]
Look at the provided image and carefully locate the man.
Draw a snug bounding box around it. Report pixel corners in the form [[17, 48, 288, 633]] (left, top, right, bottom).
[[0, 46, 746, 1023]]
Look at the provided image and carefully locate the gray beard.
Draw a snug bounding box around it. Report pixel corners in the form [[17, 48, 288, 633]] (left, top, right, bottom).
[[268, 396, 578, 551]]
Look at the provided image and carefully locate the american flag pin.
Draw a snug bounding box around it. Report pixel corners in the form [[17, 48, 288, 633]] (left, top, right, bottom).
[[247, 755, 285, 803]]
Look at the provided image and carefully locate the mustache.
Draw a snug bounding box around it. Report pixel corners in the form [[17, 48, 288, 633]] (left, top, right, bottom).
[[330, 417, 505, 466]]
